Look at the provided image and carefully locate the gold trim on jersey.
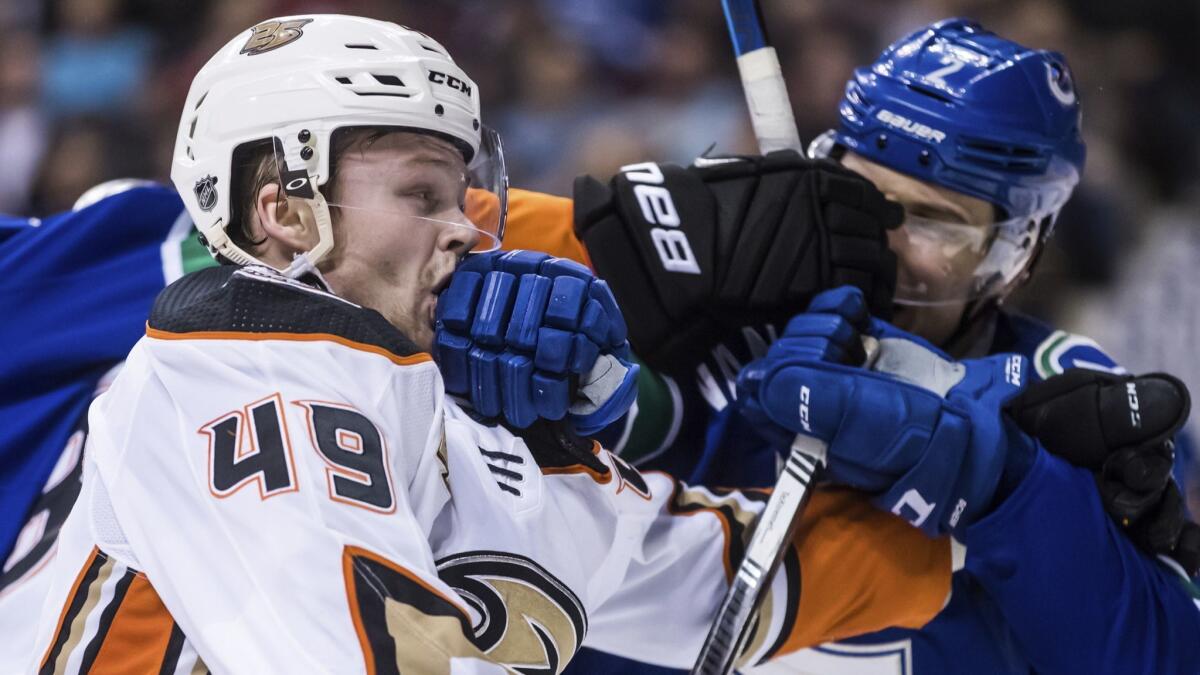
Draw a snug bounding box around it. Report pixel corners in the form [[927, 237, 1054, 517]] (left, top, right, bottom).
[[39, 548, 207, 674]]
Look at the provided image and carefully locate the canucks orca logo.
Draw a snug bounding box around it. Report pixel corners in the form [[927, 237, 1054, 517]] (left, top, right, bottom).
[[193, 175, 218, 212], [437, 551, 587, 675], [1045, 61, 1077, 106], [1034, 330, 1122, 380]]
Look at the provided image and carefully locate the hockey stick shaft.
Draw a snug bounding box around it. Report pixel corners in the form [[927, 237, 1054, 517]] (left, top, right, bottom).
[[691, 434, 826, 675], [692, 5, 823, 672], [720, 0, 804, 155]]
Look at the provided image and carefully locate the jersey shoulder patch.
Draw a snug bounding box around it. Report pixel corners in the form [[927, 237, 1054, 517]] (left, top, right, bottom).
[[148, 265, 422, 360], [1032, 329, 1124, 380]]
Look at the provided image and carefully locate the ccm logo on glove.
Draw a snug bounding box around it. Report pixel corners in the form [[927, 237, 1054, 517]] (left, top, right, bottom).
[[798, 385, 812, 432], [621, 162, 700, 275], [1006, 354, 1023, 387], [1126, 382, 1141, 428]]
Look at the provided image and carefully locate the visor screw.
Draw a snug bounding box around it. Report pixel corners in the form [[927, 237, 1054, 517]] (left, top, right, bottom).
[[434, 103, 445, 116], [875, 134, 888, 149], [918, 150, 932, 166], [300, 146, 314, 161], [473, 118, 480, 130], [297, 129, 311, 143]]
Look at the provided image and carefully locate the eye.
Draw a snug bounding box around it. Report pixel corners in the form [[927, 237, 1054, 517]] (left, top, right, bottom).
[[399, 189, 434, 206]]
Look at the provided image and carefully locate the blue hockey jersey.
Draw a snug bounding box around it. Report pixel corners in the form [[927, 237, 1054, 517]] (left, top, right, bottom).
[[0, 186, 211, 564], [573, 311, 1200, 674]]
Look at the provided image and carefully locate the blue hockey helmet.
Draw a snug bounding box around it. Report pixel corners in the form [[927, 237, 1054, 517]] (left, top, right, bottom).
[[812, 18, 1086, 305]]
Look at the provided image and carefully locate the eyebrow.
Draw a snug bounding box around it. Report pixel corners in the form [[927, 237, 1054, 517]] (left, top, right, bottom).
[[906, 198, 971, 224], [405, 154, 459, 169]]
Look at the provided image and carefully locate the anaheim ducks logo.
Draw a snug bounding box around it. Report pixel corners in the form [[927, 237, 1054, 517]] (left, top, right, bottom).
[[240, 18, 313, 55], [437, 551, 587, 675]]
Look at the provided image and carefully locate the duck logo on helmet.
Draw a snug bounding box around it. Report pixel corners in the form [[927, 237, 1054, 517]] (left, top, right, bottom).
[[194, 175, 218, 212], [239, 18, 313, 56]]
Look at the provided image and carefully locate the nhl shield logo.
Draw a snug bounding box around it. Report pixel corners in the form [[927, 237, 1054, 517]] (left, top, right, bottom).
[[194, 175, 218, 212]]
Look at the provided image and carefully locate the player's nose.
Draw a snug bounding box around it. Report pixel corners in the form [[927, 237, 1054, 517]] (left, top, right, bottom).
[[437, 214, 481, 256]]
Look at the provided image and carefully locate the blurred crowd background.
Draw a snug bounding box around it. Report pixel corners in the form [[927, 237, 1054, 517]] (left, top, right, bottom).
[[3, 0, 1199, 509]]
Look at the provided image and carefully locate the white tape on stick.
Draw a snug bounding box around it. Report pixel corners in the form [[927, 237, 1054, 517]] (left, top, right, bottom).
[[735, 47, 803, 154]]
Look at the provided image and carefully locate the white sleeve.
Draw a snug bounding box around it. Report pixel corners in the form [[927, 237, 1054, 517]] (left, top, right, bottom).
[[85, 338, 508, 674]]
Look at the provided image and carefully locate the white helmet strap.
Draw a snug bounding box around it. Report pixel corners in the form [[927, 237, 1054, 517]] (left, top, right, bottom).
[[273, 126, 336, 279], [282, 190, 335, 279]]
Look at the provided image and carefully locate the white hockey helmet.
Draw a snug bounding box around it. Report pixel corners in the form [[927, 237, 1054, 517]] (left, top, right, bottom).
[[170, 14, 506, 277]]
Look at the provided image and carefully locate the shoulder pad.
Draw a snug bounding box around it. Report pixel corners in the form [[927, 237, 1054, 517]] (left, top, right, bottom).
[[148, 265, 422, 360]]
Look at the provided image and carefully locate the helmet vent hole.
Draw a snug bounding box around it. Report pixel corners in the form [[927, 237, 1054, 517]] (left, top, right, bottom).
[[345, 43, 379, 50], [188, 117, 197, 139], [959, 136, 1047, 171], [420, 43, 445, 55], [335, 72, 413, 98], [905, 84, 952, 104], [194, 91, 208, 110]]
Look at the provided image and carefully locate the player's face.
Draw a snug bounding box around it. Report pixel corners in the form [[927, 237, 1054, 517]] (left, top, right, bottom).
[[320, 132, 479, 350], [841, 152, 995, 347]]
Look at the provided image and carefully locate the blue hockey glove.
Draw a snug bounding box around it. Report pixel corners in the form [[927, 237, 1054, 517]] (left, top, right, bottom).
[[738, 286, 1030, 537], [434, 250, 639, 435]]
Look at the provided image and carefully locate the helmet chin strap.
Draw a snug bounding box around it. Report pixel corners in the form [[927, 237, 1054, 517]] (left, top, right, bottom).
[[282, 189, 335, 282]]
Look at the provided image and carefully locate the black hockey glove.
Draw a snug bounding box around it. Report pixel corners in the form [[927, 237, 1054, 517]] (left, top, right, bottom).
[[1006, 368, 1200, 575], [573, 151, 902, 375]]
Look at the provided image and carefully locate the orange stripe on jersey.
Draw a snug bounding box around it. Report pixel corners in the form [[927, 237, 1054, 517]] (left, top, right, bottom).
[[499, 189, 592, 267], [774, 487, 952, 655], [39, 546, 103, 672], [87, 573, 178, 674], [145, 326, 433, 368]]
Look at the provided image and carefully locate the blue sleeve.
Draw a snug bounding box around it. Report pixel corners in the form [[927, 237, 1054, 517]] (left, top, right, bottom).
[[0, 186, 190, 558], [964, 447, 1200, 674]]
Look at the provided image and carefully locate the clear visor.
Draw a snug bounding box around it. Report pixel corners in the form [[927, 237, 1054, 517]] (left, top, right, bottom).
[[272, 122, 507, 254], [893, 212, 1043, 306]]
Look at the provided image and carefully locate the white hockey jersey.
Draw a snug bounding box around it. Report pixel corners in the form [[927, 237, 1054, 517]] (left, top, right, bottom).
[[29, 266, 951, 674]]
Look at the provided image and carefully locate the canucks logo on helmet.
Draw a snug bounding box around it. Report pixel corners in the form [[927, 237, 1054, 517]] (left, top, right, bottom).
[[1045, 61, 1077, 106]]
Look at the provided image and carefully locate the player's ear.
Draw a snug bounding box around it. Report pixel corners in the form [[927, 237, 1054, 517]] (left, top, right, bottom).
[[253, 182, 318, 254]]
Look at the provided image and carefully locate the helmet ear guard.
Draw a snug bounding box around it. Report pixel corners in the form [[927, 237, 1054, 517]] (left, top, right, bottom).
[[271, 126, 335, 278]]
